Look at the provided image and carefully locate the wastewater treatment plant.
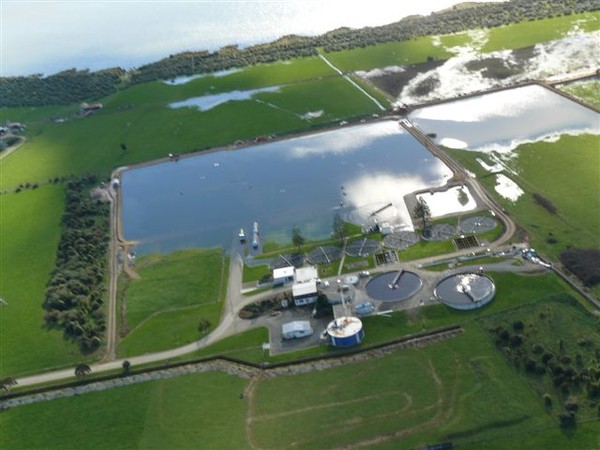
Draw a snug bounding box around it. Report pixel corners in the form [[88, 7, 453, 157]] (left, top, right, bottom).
[[1, 4, 600, 449]]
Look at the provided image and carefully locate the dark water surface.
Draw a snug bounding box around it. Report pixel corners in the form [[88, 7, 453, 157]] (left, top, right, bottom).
[[121, 121, 452, 254]]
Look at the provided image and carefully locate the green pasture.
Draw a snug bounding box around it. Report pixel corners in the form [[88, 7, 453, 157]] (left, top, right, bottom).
[[560, 80, 600, 110], [482, 295, 600, 421], [0, 76, 379, 190], [0, 186, 88, 377], [324, 11, 600, 73], [104, 56, 337, 111], [481, 11, 600, 53], [448, 134, 600, 260], [251, 327, 557, 449], [323, 36, 452, 72], [117, 249, 226, 357], [0, 371, 249, 450]]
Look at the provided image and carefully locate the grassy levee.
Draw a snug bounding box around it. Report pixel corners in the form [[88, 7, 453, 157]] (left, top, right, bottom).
[[560, 80, 600, 110], [324, 11, 600, 73], [117, 249, 226, 357], [0, 186, 87, 377]]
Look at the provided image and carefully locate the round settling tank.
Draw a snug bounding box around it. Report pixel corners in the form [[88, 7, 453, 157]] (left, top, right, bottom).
[[366, 270, 422, 302], [434, 273, 495, 310], [326, 316, 364, 348]]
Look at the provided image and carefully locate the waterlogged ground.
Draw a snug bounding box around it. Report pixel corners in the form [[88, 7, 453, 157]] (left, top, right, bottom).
[[408, 84, 600, 203], [361, 28, 600, 104]]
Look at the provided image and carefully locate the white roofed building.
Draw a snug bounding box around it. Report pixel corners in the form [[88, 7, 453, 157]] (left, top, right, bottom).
[[272, 266, 294, 286], [292, 280, 318, 306], [294, 266, 318, 284]]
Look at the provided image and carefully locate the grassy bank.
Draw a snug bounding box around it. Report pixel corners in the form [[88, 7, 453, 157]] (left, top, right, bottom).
[[117, 249, 227, 357]]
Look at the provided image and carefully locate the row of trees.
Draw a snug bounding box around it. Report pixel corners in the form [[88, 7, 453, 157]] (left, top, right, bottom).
[[43, 177, 110, 353], [2, 0, 597, 107], [0, 68, 124, 108]]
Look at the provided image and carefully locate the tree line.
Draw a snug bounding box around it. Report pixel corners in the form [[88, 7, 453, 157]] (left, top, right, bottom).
[[43, 176, 110, 353], [1, 0, 598, 107]]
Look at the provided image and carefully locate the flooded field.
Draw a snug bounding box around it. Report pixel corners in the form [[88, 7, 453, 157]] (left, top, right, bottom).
[[120, 121, 453, 254]]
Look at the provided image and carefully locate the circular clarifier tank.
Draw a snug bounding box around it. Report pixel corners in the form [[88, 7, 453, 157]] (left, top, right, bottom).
[[366, 270, 422, 302], [434, 272, 495, 310]]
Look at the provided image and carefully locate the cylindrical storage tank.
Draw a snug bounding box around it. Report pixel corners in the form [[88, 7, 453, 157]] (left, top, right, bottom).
[[326, 316, 364, 348]]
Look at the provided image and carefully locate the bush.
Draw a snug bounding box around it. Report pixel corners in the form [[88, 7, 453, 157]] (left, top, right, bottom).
[[512, 320, 524, 331], [559, 412, 576, 428], [559, 248, 600, 287], [533, 193, 557, 214]]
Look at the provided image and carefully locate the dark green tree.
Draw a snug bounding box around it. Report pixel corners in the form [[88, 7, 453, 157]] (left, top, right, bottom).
[[75, 363, 91, 378], [292, 226, 305, 251], [413, 197, 431, 227], [333, 213, 345, 240]]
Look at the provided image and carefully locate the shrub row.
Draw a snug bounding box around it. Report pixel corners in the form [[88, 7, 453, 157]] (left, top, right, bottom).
[[43, 177, 110, 353]]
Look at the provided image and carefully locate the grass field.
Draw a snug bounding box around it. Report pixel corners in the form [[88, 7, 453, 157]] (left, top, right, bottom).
[[0, 371, 249, 450], [323, 36, 453, 72], [117, 249, 226, 357], [0, 186, 90, 377], [447, 134, 600, 261], [0, 61, 378, 190], [481, 11, 600, 53], [323, 11, 600, 73], [482, 295, 600, 422]]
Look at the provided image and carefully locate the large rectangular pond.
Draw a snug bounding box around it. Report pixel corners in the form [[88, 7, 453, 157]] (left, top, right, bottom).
[[120, 120, 452, 254], [408, 84, 600, 153]]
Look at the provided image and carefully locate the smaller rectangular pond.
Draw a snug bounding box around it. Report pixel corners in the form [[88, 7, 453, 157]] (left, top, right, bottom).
[[408, 84, 600, 153]]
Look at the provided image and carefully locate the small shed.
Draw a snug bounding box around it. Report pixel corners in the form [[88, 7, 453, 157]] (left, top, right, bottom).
[[272, 266, 294, 286], [292, 280, 318, 306], [282, 321, 313, 340]]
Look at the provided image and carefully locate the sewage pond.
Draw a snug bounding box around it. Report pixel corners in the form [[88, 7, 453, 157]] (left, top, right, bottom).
[[120, 120, 453, 254]]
